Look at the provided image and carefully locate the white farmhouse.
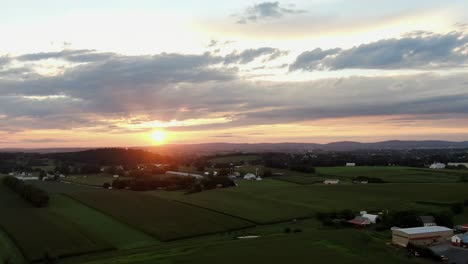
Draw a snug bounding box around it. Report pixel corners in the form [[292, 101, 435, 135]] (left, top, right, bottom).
[[243, 173, 257, 180], [429, 163, 446, 169], [324, 179, 340, 184]]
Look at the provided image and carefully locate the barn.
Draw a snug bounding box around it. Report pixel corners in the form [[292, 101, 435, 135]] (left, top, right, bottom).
[[392, 226, 453, 247]]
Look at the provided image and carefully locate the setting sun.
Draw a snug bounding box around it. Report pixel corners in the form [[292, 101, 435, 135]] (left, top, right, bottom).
[[151, 130, 167, 144]]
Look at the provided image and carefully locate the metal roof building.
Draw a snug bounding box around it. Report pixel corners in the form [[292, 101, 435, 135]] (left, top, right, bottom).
[[392, 226, 453, 247]]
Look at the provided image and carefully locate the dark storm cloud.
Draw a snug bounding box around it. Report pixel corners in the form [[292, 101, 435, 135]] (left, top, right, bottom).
[[224, 47, 288, 64], [292, 31, 468, 70], [236, 2, 306, 24]]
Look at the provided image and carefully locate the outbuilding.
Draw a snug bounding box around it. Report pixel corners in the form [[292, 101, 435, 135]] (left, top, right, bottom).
[[348, 216, 371, 227], [346, 163, 356, 167], [419, 216, 437, 227], [392, 226, 453, 247], [324, 179, 340, 184]]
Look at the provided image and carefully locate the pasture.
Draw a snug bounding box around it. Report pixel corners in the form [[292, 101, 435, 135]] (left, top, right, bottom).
[[316, 166, 464, 183], [154, 179, 468, 223], [58, 227, 427, 264], [50, 195, 158, 250], [67, 191, 254, 241]]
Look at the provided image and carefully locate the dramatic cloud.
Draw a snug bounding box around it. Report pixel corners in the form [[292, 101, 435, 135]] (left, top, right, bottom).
[[290, 48, 341, 71], [224, 47, 288, 64], [236, 2, 306, 24], [292, 31, 468, 71], [16, 49, 116, 63]]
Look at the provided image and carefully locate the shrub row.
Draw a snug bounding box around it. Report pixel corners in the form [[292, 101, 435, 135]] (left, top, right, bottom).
[[2, 176, 49, 207]]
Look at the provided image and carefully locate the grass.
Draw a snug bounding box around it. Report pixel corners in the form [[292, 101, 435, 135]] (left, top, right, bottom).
[[65, 174, 130, 187], [50, 194, 158, 250], [0, 227, 26, 264], [152, 180, 315, 224], [67, 190, 254, 241], [0, 184, 111, 262], [57, 228, 427, 264], [316, 166, 464, 183], [154, 180, 468, 223]]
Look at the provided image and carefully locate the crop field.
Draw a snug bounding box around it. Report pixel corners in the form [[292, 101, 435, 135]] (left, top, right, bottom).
[[152, 180, 314, 223], [0, 184, 111, 262], [0, 227, 25, 264], [59, 227, 427, 264], [32, 181, 102, 193], [316, 166, 464, 183], [154, 180, 468, 223], [49, 194, 158, 250], [67, 191, 254, 241], [65, 174, 130, 187], [209, 155, 259, 164]]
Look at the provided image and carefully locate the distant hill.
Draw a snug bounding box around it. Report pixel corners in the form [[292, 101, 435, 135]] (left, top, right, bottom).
[[2, 140, 468, 154], [142, 140, 468, 154]]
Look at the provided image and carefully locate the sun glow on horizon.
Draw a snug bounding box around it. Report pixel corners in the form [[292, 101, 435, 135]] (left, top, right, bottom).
[[151, 130, 167, 145]]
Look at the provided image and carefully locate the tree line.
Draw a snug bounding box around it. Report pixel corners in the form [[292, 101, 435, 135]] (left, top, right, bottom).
[[2, 176, 49, 207]]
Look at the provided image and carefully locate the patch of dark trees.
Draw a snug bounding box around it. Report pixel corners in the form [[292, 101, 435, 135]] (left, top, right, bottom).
[[351, 176, 386, 183], [104, 172, 235, 193], [263, 153, 316, 174], [2, 176, 49, 207], [47, 148, 172, 167]]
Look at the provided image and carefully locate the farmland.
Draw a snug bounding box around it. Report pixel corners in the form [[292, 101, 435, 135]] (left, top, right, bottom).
[[67, 191, 254, 241], [315, 166, 464, 183], [0, 186, 111, 263], [2, 164, 468, 264], [153, 179, 468, 222]]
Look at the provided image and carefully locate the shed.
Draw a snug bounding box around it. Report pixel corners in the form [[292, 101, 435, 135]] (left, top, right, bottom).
[[392, 226, 453, 247], [346, 163, 356, 167]]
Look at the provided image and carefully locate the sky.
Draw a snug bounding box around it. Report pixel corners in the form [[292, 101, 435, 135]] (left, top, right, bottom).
[[1, 0, 468, 148]]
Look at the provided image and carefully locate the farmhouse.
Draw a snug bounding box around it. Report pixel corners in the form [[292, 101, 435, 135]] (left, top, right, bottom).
[[243, 173, 257, 180], [392, 226, 453, 247], [346, 163, 356, 167], [360, 212, 380, 223], [429, 163, 446, 169], [419, 216, 437, 227], [165, 171, 204, 179], [452, 234, 463, 246], [324, 179, 340, 184]]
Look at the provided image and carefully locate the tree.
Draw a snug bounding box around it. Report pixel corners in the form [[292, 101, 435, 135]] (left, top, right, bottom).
[[102, 182, 111, 189]]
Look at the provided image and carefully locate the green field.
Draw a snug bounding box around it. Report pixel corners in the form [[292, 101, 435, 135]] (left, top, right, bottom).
[[316, 166, 464, 183], [154, 179, 468, 223], [68, 191, 254, 241], [50, 195, 158, 250], [58, 226, 426, 264], [0, 227, 25, 264], [0, 184, 111, 262], [65, 174, 125, 187]]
